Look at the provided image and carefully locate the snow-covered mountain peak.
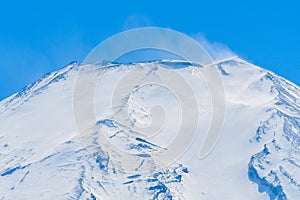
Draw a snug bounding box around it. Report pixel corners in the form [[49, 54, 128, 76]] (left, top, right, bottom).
[[0, 58, 299, 199]]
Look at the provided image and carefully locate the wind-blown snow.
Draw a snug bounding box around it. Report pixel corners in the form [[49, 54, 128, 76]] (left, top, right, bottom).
[[0, 58, 299, 199]]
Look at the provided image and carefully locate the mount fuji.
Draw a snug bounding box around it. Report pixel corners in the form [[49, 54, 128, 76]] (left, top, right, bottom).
[[0, 57, 299, 199]]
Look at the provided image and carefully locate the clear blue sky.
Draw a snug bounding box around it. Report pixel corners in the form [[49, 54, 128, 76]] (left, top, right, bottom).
[[0, 0, 299, 100]]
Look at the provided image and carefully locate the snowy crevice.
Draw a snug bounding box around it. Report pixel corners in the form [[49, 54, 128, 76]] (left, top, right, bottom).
[[249, 73, 300, 199]]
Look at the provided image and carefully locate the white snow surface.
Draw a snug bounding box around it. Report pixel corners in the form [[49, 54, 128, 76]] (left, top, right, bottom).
[[0, 58, 299, 199]]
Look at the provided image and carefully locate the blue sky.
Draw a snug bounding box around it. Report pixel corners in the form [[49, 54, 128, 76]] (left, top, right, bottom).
[[0, 0, 299, 100]]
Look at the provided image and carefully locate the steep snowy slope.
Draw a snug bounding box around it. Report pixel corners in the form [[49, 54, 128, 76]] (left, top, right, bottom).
[[0, 58, 299, 199]]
